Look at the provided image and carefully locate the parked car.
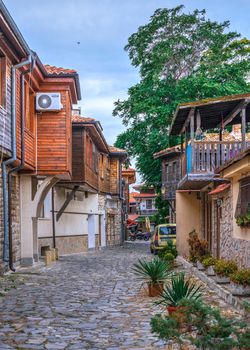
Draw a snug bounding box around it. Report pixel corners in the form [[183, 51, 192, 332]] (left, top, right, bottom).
[[150, 224, 176, 254]]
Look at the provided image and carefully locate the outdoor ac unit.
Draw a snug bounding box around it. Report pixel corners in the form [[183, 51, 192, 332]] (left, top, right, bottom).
[[36, 92, 62, 112]]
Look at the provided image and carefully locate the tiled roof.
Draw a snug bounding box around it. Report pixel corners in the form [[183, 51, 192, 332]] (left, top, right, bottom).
[[153, 145, 181, 159], [122, 167, 136, 172], [109, 146, 127, 153], [203, 131, 250, 142], [208, 184, 230, 195], [44, 64, 77, 75], [129, 192, 138, 203], [128, 214, 139, 222], [133, 193, 157, 199], [72, 115, 95, 123]]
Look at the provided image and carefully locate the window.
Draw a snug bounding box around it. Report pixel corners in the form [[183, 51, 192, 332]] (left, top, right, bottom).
[[86, 136, 93, 168], [235, 176, 250, 216], [92, 143, 98, 173], [0, 56, 6, 108], [146, 199, 152, 209], [100, 154, 104, 178]]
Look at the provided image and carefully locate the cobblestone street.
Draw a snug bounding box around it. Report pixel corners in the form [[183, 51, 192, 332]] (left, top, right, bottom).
[[0, 243, 247, 350], [0, 244, 167, 350]]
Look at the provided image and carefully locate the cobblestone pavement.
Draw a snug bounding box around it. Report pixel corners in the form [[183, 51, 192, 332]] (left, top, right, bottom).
[[0, 243, 247, 350]]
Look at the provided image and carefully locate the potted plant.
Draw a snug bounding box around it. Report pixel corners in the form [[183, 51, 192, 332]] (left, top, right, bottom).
[[132, 257, 171, 297], [236, 212, 250, 228], [230, 269, 250, 296], [202, 257, 217, 276], [188, 230, 209, 268], [214, 259, 238, 284], [156, 273, 203, 314]]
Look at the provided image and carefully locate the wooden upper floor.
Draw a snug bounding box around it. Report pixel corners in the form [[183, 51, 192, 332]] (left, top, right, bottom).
[[0, 2, 81, 180], [71, 116, 127, 194], [169, 93, 250, 190], [154, 146, 181, 200]]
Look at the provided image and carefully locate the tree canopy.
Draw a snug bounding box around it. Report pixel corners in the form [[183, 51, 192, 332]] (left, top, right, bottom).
[[114, 5, 250, 186]]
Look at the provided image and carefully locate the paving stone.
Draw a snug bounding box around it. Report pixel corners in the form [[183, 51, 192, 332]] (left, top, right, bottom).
[[0, 243, 247, 349]]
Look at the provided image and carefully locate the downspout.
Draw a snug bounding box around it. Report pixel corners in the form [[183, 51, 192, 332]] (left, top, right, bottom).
[[51, 186, 56, 249], [2, 55, 33, 269], [8, 57, 35, 271]]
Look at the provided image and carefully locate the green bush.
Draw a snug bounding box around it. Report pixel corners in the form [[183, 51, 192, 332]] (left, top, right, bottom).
[[230, 268, 250, 286], [158, 241, 178, 260], [214, 259, 238, 277], [151, 298, 250, 349], [202, 256, 217, 268]]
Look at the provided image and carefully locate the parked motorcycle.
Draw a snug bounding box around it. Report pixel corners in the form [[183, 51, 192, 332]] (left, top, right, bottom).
[[135, 231, 151, 241]]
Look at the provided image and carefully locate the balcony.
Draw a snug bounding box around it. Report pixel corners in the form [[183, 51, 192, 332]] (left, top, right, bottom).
[[138, 209, 158, 216], [179, 140, 250, 189]]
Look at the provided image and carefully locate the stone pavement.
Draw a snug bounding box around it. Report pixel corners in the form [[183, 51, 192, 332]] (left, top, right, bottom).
[[0, 243, 247, 350]]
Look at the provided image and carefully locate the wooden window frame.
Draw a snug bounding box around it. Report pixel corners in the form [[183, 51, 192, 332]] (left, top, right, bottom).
[[235, 176, 250, 217], [146, 199, 152, 209], [24, 81, 35, 133]]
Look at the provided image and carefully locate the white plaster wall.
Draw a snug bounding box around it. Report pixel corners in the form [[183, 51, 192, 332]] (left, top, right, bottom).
[[38, 187, 99, 238]]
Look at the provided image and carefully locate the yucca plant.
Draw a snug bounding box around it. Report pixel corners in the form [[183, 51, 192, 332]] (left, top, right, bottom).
[[132, 257, 171, 284], [156, 273, 203, 307]]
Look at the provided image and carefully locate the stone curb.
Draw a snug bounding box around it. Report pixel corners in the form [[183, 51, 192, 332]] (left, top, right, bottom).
[[177, 256, 248, 316]]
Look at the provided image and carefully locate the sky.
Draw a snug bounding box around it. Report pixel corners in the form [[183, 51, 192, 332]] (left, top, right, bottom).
[[4, 0, 250, 145]]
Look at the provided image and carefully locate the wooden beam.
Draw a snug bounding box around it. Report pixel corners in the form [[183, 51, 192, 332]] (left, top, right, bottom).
[[241, 106, 246, 151], [180, 108, 195, 134], [216, 99, 249, 128], [56, 185, 80, 221]]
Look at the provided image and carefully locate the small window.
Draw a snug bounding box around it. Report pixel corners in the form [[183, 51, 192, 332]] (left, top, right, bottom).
[[146, 199, 152, 209], [24, 82, 34, 132], [0, 56, 6, 108], [235, 176, 250, 217]]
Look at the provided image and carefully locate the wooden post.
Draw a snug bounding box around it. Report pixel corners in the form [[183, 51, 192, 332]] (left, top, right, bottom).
[[190, 110, 195, 172], [241, 105, 246, 151]]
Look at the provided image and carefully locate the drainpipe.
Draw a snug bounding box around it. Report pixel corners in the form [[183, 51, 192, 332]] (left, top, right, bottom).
[[2, 55, 33, 269]]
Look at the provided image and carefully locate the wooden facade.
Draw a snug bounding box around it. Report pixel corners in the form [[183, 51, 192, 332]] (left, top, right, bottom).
[[71, 117, 127, 194]]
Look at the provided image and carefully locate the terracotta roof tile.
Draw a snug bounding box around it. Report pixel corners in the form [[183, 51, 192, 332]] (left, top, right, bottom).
[[153, 145, 181, 159], [72, 115, 95, 123], [122, 167, 136, 172], [44, 64, 77, 75], [133, 193, 157, 199], [109, 146, 127, 153], [208, 184, 230, 195]]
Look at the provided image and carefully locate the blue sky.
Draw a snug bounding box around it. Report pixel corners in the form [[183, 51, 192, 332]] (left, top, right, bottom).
[[4, 0, 250, 145]]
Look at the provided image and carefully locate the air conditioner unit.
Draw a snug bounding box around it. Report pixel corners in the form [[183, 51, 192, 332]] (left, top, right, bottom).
[[36, 92, 62, 112]]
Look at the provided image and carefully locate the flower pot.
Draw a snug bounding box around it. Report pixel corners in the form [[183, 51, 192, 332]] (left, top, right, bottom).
[[148, 282, 164, 297], [197, 261, 205, 271], [206, 265, 215, 276], [167, 305, 178, 315], [215, 275, 230, 284], [230, 282, 250, 296]]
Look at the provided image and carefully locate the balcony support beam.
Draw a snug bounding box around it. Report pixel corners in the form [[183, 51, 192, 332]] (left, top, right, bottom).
[[241, 105, 246, 151], [216, 99, 248, 129]]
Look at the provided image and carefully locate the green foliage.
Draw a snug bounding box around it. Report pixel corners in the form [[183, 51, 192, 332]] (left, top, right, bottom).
[[151, 298, 250, 349], [202, 256, 217, 268], [132, 257, 171, 284], [114, 5, 250, 185], [158, 240, 178, 260], [230, 268, 250, 286], [188, 229, 209, 263], [156, 273, 203, 307], [236, 212, 250, 227], [151, 193, 169, 224], [214, 259, 238, 277]]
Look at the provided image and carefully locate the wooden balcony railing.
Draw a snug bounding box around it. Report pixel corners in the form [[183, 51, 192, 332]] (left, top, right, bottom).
[[181, 141, 250, 176]]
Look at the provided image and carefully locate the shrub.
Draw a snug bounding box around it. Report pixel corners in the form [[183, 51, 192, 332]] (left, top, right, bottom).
[[202, 256, 217, 268], [158, 241, 178, 260], [214, 259, 238, 277], [156, 273, 203, 307], [151, 298, 250, 349], [132, 257, 171, 285], [188, 229, 209, 263], [230, 269, 250, 286]]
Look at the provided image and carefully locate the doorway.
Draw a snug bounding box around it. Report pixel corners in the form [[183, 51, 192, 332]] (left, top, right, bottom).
[[88, 214, 95, 249]]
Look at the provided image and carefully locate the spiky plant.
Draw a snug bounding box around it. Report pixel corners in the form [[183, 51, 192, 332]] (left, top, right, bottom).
[[132, 257, 172, 285], [156, 273, 203, 307]]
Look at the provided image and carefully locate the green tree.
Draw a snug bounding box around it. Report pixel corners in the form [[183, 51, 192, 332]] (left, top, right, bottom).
[[114, 5, 250, 185]]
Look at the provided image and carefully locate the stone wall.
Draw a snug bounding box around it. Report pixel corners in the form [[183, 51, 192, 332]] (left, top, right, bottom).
[[39, 235, 88, 255], [106, 197, 122, 247], [212, 188, 250, 268], [0, 168, 21, 273]]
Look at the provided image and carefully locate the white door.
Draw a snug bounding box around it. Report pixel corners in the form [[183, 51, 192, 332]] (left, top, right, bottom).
[[88, 214, 95, 249]]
